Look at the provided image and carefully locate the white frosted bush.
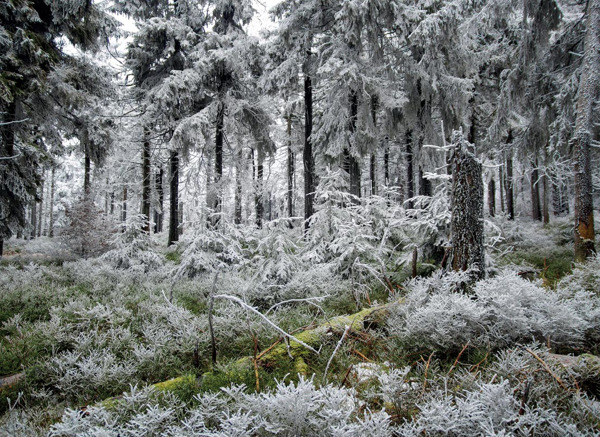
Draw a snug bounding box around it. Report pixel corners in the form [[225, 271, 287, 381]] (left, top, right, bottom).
[[400, 380, 580, 436], [388, 269, 599, 351]]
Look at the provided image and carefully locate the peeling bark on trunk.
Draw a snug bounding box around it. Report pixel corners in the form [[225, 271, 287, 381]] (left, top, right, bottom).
[[168, 151, 179, 246], [573, 0, 599, 261], [450, 131, 485, 281]]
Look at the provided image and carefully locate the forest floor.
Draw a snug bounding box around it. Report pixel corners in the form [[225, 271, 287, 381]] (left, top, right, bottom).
[[0, 216, 599, 436]]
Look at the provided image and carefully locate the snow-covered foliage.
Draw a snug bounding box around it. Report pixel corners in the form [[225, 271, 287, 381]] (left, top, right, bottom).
[[388, 269, 600, 352]]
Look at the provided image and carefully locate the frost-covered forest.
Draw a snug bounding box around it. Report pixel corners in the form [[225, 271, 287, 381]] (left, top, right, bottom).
[[1, 0, 600, 435]]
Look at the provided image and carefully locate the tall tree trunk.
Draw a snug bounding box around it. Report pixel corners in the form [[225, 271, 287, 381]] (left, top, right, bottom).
[[499, 165, 505, 213], [531, 159, 542, 221], [344, 90, 361, 199], [154, 168, 164, 233], [287, 113, 295, 219], [573, 0, 599, 261], [168, 150, 179, 246], [141, 130, 151, 232], [505, 134, 515, 220], [84, 148, 91, 195], [304, 75, 315, 233], [214, 101, 224, 225], [30, 201, 37, 239], [542, 172, 550, 224], [235, 149, 243, 225], [450, 131, 485, 281], [110, 192, 115, 215], [122, 187, 128, 223], [37, 175, 44, 237], [49, 167, 55, 238], [0, 100, 16, 255], [370, 95, 378, 196], [255, 149, 264, 229], [406, 129, 414, 208], [488, 178, 496, 217], [384, 143, 390, 187]]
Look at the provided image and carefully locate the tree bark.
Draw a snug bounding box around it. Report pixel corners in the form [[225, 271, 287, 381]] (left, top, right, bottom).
[[255, 149, 264, 229], [49, 167, 55, 238], [84, 148, 91, 196], [213, 101, 225, 226], [235, 149, 243, 225], [499, 165, 505, 213], [450, 131, 485, 281], [141, 130, 151, 233], [121, 186, 128, 223], [154, 168, 164, 233], [37, 175, 44, 237], [505, 140, 515, 220], [531, 160, 542, 221], [573, 0, 599, 261], [406, 129, 414, 208], [304, 75, 315, 233], [287, 113, 295, 219], [30, 200, 37, 239], [168, 150, 179, 246], [370, 95, 378, 196], [488, 177, 496, 217], [344, 90, 361, 200]]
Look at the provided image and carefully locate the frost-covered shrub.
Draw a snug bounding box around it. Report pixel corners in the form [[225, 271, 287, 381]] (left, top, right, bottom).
[[49, 377, 393, 437], [388, 269, 600, 351], [101, 214, 165, 273], [61, 197, 115, 258], [399, 379, 580, 436]]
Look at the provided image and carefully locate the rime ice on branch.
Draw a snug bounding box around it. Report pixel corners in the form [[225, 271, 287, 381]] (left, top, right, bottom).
[[449, 130, 484, 281]]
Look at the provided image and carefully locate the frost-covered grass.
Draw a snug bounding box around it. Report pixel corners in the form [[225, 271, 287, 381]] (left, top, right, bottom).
[[1, 212, 599, 435]]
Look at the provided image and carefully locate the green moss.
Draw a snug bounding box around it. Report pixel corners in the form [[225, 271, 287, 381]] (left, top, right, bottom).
[[294, 357, 309, 375], [165, 251, 181, 264], [502, 248, 573, 287]]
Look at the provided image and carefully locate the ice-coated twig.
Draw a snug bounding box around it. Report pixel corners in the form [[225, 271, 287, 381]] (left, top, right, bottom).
[[213, 294, 320, 354], [266, 296, 330, 315], [323, 324, 351, 384]]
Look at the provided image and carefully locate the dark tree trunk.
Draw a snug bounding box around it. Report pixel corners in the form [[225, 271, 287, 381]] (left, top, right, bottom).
[[37, 176, 44, 236], [235, 150, 243, 225], [542, 172, 550, 224], [122, 186, 128, 223], [30, 201, 37, 239], [505, 133, 514, 220], [304, 75, 315, 233], [488, 178, 496, 217], [255, 150, 264, 229], [573, 0, 599, 261], [450, 131, 485, 281], [154, 168, 164, 233], [406, 129, 414, 208], [168, 151, 179, 246], [384, 144, 390, 186], [49, 167, 55, 237], [141, 131, 151, 232], [531, 160, 542, 221], [214, 101, 224, 225], [110, 192, 115, 215], [287, 113, 295, 219], [344, 90, 361, 199], [84, 148, 91, 195], [370, 95, 378, 196], [499, 166, 505, 213]]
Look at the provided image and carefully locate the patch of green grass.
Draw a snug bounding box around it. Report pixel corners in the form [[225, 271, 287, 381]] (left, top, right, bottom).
[[165, 251, 181, 264], [503, 248, 573, 287]]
